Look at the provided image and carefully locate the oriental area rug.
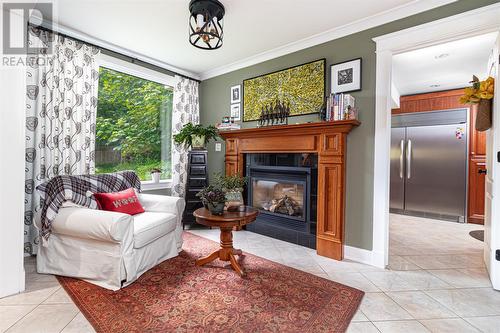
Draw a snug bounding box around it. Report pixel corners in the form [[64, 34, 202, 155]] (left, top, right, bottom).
[[57, 232, 364, 333]]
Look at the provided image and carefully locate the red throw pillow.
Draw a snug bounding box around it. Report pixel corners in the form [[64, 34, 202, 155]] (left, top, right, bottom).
[[93, 188, 145, 215]]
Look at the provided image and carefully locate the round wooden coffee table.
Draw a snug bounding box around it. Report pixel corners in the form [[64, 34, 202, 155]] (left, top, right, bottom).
[[193, 206, 259, 277]]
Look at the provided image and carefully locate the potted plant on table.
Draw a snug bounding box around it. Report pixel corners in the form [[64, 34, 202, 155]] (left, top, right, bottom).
[[214, 173, 247, 211], [173, 123, 220, 149], [150, 168, 162, 183], [460, 76, 495, 131], [196, 185, 227, 215]]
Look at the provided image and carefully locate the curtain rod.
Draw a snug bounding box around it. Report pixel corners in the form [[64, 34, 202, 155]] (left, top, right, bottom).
[[30, 24, 201, 83]]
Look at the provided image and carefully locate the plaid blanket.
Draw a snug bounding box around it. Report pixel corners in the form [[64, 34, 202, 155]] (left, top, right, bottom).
[[36, 171, 142, 240]]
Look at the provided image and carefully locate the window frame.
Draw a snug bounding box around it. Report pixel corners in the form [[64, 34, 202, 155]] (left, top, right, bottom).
[[96, 53, 176, 190]]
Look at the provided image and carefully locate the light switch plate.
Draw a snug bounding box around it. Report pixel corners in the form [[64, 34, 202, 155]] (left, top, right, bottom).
[[215, 142, 222, 152]]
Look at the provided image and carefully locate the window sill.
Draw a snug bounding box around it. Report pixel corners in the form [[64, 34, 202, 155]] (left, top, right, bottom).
[[141, 180, 172, 191]]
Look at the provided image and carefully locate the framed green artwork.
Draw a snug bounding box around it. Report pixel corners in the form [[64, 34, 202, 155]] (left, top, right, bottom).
[[242, 59, 326, 122]]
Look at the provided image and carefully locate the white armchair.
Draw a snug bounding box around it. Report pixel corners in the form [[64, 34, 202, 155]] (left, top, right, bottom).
[[35, 193, 185, 290]]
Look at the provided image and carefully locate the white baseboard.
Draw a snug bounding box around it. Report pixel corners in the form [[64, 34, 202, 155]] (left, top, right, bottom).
[[371, 250, 387, 269], [343, 245, 374, 266], [343, 245, 387, 269]]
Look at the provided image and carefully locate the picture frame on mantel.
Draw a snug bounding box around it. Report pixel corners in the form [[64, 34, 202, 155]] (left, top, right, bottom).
[[330, 58, 362, 94]]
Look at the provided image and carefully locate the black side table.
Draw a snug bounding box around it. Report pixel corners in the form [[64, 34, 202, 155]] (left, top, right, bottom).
[[182, 149, 209, 228]]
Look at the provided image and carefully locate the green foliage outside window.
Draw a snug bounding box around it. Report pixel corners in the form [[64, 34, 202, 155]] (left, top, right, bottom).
[[95, 67, 173, 181]]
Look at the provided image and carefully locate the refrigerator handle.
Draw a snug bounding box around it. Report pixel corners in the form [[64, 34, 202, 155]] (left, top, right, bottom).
[[399, 139, 404, 179], [406, 139, 412, 179]]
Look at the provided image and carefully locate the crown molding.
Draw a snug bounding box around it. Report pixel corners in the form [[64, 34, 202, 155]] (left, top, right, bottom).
[[199, 0, 457, 80], [373, 2, 500, 53]]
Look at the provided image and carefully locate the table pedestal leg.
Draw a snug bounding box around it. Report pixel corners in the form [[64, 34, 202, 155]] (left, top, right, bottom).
[[195, 226, 245, 276], [195, 250, 220, 266]]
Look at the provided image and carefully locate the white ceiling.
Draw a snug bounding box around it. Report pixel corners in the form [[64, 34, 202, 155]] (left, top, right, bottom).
[[38, 0, 456, 80], [392, 32, 497, 96]]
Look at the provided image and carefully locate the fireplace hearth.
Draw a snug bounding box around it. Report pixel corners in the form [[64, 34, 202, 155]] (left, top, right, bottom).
[[245, 153, 318, 249]]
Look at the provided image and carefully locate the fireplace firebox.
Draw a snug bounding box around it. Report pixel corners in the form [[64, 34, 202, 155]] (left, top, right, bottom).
[[245, 153, 318, 249]]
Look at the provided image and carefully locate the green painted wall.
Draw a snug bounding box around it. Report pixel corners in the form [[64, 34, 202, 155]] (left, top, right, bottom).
[[199, 0, 499, 250]]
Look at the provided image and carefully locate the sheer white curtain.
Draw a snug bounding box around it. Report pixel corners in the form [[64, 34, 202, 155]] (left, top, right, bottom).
[[24, 27, 100, 255], [171, 76, 200, 197]]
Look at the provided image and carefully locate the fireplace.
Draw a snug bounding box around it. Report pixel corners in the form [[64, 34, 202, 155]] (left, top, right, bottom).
[[252, 179, 304, 220], [245, 153, 318, 249], [220, 121, 359, 260]]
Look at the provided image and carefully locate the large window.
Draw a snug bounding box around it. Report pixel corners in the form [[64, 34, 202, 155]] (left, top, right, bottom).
[[95, 66, 173, 182]]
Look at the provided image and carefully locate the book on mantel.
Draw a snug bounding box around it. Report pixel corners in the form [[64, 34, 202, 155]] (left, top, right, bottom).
[[216, 123, 241, 131], [326, 93, 355, 121]]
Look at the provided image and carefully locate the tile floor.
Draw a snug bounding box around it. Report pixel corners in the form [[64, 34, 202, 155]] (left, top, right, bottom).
[[1, 214, 499, 333]]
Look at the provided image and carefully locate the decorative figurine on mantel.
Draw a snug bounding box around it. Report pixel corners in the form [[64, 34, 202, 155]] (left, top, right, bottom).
[[257, 100, 291, 127]]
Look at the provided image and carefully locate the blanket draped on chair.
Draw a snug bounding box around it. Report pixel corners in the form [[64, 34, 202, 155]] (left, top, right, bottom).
[[36, 171, 141, 240]]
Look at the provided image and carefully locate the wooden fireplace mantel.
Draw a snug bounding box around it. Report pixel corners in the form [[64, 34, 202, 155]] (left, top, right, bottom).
[[219, 120, 360, 260]]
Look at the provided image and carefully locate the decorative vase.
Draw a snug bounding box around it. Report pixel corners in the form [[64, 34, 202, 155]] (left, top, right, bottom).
[[208, 202, 225, 215], [191, 135, 206, 149], [225, 189, 244, 211], [151, 172, 161, 183], [476, 99, 492, 132]]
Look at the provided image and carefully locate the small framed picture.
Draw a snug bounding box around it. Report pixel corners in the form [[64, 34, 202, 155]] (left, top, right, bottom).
[[230, 104, 241, 121], [230, 85, 241, 103], [330, 58, 362, 94]]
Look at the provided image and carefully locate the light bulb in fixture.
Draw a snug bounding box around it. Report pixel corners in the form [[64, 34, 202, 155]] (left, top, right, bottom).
[[196, 14, 205, 30], [212, 17, 218, 36]]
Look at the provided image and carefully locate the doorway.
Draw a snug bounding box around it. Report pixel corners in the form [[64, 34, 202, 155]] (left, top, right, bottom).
[[372, 3, 500, 290], [387, 32, 495, 273]]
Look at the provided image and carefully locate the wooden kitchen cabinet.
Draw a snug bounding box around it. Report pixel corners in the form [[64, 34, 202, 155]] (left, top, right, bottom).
[[468, 104, 486, 224], [468, 159, 486, 224]]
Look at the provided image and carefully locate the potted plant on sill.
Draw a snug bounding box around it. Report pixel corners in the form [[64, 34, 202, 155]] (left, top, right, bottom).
[[150, 168, 162, 183], [460, 75, 495, 131], [196, 185, 226, 215], [214, 173, 247, 211], [173, 123, 220, 150]]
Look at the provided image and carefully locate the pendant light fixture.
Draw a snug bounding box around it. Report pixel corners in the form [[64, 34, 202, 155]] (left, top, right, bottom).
[[189, 0, 225, 50]]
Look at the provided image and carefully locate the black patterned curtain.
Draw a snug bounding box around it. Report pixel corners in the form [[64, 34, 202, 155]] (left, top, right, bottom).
[[24, 27, 100, 255]]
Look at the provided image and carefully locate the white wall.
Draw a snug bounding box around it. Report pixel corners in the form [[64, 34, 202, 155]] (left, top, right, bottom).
[[391, 82, 400, 109], [0, 5, 26, 298]]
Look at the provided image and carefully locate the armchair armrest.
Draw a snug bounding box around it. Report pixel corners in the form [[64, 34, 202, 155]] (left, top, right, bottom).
[[51, 207, 133, 243], [138, 194, 186, 218]]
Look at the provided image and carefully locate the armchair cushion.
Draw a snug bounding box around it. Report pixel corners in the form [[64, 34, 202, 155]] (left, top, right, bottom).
[[51, 207, 133, 243], [93, 188, 145, 215], [138, 193, 185, 217], [133, 212, 177, 248]]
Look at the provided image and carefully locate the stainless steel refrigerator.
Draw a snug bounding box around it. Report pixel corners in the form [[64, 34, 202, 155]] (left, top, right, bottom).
[[390, 109, 468, 222]]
